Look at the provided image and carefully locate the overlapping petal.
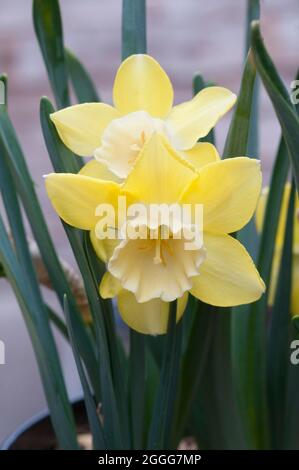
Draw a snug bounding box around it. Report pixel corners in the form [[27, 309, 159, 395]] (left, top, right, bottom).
[[90, 229, 120, 263], [181, 157, 262, 234], [117, 290, 188, 335], [180, 142, 220, 171], [79, 159, 121, 183], [99, 271, 122, 298], [190, 232, 265, 306], [50, 103, 120, 156], [45, 173, 120, 230], [122, 133, 197, 204], [167, 86, 236, 150], [113, 54, 173, 118]]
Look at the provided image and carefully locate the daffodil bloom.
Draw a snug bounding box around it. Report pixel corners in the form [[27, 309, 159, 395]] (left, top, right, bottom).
[[50, 54, 236, 179], [46, 134, 265, 335], [256, 183, 299, 315]]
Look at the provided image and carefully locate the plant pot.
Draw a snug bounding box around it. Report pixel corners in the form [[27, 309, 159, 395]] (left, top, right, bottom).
[[1, 399, 88, 450]]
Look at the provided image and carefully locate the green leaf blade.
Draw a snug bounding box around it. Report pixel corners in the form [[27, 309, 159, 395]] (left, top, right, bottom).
[[267, 182, 295, 448], [33, 0, 70, 108], [64, 296, 106, 450], [147, 301, 182, 450], [251, 21, 299, 192], [65, 48, 100, 103], [122, 0, 147, 60]]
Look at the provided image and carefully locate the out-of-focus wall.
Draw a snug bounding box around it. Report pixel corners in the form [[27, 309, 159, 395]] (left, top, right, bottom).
[[0, 0, 298, 443]]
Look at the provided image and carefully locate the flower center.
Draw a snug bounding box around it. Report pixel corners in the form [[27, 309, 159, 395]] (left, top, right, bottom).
[[107, 219, 206, 303], [94, 111, 172, 179]]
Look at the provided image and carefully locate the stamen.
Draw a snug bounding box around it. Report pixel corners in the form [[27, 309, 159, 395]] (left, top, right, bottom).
[[140, 130, 146, 145], [128, 130, 147, 164], [154, 238, 163, 264]]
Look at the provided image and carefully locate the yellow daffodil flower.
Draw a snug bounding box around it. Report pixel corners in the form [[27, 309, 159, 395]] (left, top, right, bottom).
[[256, 183, 299, 315], [45, 134, 265, 335], [50, 54, 236, 179]]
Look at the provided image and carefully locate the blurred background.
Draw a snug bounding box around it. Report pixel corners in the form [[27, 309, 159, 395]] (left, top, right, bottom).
[[0, 0, 298, 443]]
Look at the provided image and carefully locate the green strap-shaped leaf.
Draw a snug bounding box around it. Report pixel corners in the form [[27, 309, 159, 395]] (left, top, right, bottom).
[[232, 138, 289, 449], [129, 330, 146, 449], [147, 301, 182, 450], [64, 296, 106, 450], [292, 316, 299, 333], [65, 48, 100, 103], [40, 97, 81, 173], [174, 301, 216, 446], [40, 97, 124, 449], [191, 307, 245, 449], [33, 0, 69, 109], [0, 100, 100, 403], [251, 21, 299, 192], [246, 1, 260, 156], [143, 347, 160, 443], [122, 0, 147, 60], [245, 0, 260, 52], [0, 209, 78, 448], [83, 234, 130, 449], [223, 52, 256, 158], [47, 305, 69, 341], [40, 97, 103, 399], [267, 181, 295, 448], [218, 7, 261, 448], [286, 321, 299, 448], [223, 1, 260, 260], [193, 73, 215, 145]]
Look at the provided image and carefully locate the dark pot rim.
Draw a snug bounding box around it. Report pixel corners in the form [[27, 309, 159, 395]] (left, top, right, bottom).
[[1, 394, 85, 450]]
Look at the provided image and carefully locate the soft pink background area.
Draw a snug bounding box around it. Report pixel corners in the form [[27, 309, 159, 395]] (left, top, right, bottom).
[[0, 0, 298, 442]]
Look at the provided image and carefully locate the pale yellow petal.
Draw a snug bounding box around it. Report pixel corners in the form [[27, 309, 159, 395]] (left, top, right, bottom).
[[117, 290, 188, 335], [180, 142, 220, 171], [181, 157, 261, 234], [122, 133, 197, 204], [79, 159, 121, 183], [45, 173, 120, 230], [167, 86, 236, 150], [190, 232, 265, 306], [113, 54, 173, 117], [90, 229, 120, 263], [99, 271, 122, 299], [50, 103, 120, 156]]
